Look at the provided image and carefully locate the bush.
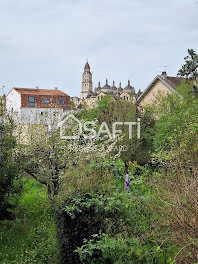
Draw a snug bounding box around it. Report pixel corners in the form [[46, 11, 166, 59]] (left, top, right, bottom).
[[0, 179, 57, 264], [0, 119, 22, 220], [151, 92, 198, 263], [56, 192, 109, 264]]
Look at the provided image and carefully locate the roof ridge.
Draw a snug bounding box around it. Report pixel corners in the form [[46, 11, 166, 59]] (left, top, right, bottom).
[[14, 87, 61, 91]]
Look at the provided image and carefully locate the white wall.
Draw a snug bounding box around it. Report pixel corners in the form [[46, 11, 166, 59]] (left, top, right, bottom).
[[6, 89, 72, 126], [6, 89, 21, 113], [20, 107, 71, 125]]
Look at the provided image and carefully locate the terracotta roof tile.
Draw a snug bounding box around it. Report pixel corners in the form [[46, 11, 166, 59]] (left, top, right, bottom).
[[13, 88, 69, 97]]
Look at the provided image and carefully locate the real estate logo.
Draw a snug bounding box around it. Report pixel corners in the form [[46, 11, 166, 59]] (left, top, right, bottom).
[[59, 114, 141, 140]]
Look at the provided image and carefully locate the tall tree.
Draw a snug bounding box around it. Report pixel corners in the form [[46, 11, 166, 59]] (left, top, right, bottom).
[[178, 49, 198, 80], [178, 49, 198, 96]]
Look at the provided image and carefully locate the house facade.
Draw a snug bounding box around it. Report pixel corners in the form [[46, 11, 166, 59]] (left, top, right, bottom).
[[137, 72, 185, 106], [6, 87, 71, 124]]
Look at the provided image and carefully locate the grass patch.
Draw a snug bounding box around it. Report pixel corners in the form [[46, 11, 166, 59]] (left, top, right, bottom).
[[0, 178, 57, 264]]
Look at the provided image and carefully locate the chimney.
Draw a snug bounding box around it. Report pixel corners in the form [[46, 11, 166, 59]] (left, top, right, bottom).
[[36, 86, 39, 89], [161, 71, 167, 79], [54, 87, 58, 90]]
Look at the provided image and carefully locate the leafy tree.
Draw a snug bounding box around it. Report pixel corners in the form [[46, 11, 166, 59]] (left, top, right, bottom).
[[77, 95, 112, 121], [178, 49, 198, 80], [151, 91, 198, 263], [0, 118, 22, 220], [178, 49, 198, 97], [21, 113, 117, 202], [21, 126, 69, 201]]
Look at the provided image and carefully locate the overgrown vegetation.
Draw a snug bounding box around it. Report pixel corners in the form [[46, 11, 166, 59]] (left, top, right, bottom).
[[0, 179, 57, 264], [0, 49, 197, 263], [0, 119, 22, 220]]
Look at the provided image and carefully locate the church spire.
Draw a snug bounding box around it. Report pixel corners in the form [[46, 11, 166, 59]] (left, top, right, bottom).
[[84, 60, 90, 71], [81, 61, 93, 100]]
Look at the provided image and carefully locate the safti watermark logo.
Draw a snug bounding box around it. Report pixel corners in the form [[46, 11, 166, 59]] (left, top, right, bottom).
[[59, 114, 141, 140]]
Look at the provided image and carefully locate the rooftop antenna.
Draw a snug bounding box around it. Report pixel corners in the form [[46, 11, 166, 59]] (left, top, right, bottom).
[[160, 65, 168, 72]]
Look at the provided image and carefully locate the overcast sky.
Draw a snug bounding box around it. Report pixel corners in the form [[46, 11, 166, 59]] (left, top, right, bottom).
[[0, 0, 197, 97]]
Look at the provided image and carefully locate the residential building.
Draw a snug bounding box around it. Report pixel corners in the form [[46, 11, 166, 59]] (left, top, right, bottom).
[[137, 72, 185, 106], [6, 87, 71, 124]]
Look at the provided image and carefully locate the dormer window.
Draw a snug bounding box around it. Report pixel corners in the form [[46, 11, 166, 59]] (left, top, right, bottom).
[[43, 98, 48, 104], [58, 98, 64, 105], [28, 96, 35, 107]]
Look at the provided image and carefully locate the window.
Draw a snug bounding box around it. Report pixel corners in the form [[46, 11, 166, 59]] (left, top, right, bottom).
[[41, 112, 44, 116], [124, 96, 126, 100], [43, 98, 48, 104], [58, 98, 64, 105], [29, 96, 35, 107]]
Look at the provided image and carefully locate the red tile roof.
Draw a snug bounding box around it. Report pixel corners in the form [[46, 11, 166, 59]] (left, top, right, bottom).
[[13, 87, 69, 97]]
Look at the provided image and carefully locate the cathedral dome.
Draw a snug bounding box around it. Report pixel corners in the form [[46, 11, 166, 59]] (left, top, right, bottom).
[[102, 79, 110, 91], [94, 81, 102, 93], [124, 80, 135, 93], [117, 82, 123, 92], [110, 81, 117, 91]]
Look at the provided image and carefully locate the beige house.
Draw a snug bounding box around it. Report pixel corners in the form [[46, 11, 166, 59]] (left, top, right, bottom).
[[137, 72, 184, 106]]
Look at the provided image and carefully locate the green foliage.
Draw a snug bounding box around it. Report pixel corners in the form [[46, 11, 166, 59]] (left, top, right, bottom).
[[76, 233, 174, 264], [73, 182, 174, 263], [56, 192, 109, 264], [176, 80, 194, 98], [0, 95, 6, 115], [57, 159, 175, 264], [77, 95, 112, 121], [178, 49, 198, 80], [152, 93, 198, 153], [119, 107, 155, 165], [0, 179, 57, 264], [91, 158, 125, 179], [2, 54, 198, 263], [0, 119, 22, 220], [150, 89, 198, 263]]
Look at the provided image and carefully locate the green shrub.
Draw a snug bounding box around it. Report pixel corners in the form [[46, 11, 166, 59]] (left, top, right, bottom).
[[56, 192, 110, 264], [0, 179, 57, 264], [76, 233, 175, 264], [0, 119, 22, 220]]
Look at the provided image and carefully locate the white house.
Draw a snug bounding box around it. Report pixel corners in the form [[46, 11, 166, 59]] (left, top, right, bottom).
[[6, 87, 71, 124]]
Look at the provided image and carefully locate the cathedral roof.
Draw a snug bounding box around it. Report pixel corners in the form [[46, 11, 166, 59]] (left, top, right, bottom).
[[102, 79, 110, 90], [124, 80, 135, 93], [84, 61, 90, 70], [94, 81, 102, 92], [110, 81, 117, 90], [118, 82, 123, 91]]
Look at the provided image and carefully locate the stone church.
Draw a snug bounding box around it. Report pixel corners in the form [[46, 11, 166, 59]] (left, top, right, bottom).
[[72, 61, 141, 108]]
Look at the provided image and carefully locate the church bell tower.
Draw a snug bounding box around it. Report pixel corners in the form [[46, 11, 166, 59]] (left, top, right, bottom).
[[81, 61, 93, 100]]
